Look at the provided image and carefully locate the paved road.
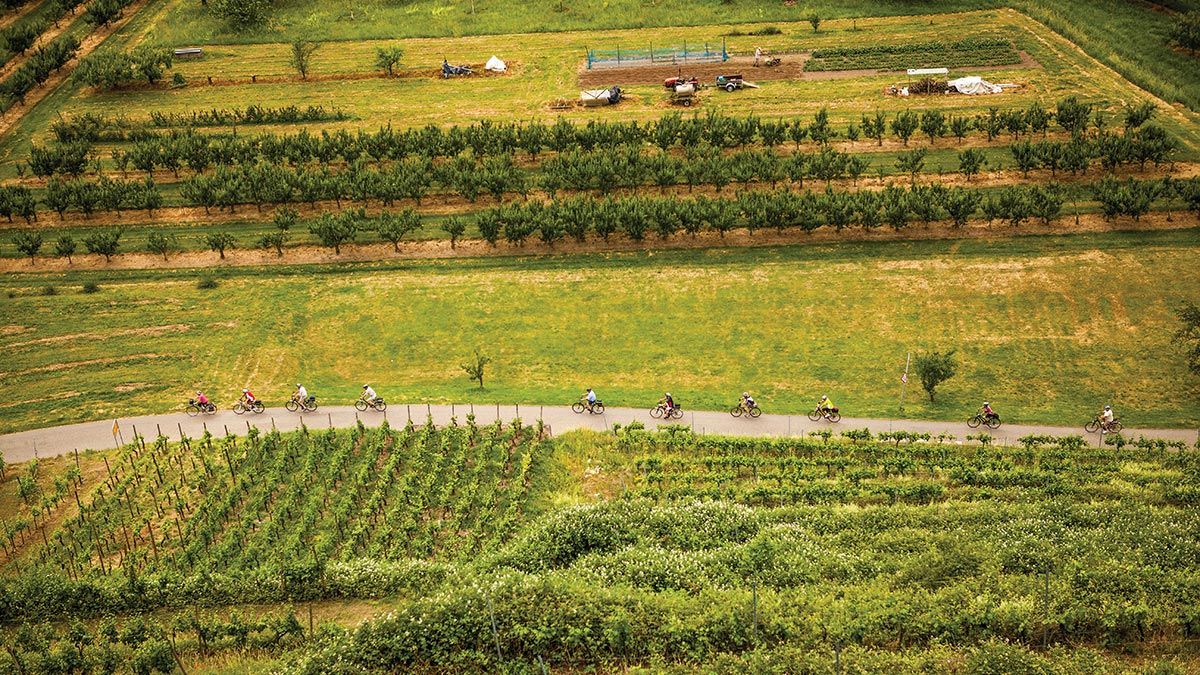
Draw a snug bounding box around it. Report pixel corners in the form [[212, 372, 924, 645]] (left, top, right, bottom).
[[2, 403, 1196, 463]]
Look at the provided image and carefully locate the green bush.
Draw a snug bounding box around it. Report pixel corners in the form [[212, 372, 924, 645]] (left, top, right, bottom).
[[196, 277, 218, 289]]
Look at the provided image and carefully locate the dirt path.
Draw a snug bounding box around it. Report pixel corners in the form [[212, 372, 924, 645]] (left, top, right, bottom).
[[0, 0, 155, 140], [0, 0, 41, 33], [2, 402, 1194, 464], [0, 209, 1194, 274]]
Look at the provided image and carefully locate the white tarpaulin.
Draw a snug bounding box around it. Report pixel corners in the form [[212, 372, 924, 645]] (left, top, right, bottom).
[[485, 55, 507, 72], [949, 76, 1003, 95]]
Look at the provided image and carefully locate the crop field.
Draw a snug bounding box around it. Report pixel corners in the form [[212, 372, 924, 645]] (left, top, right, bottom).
[[1, 424, 1199, 673], [3, 0, 1200, 672], [1, 229, 1198, 435]]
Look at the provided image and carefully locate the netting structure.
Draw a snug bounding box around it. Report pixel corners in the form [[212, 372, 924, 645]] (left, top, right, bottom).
[[586, 40, 728, 69]]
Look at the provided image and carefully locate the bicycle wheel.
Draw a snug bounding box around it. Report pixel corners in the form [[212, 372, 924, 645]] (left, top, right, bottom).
[[186, 404, 200, 417], [354, 400, 368, 412], [986, 415, 1001, 430], [233, 402, 246, 415], [730, 406, 743, 417], [828, 411, 841, 423], [1084, 419, 1100, 433], [670, 408, 684, 419], [305, 401, 318, 412], [967, 414, 982, 429], [650, 406, 663, 419], [1109, 421, 1123, 433], [572, 402, 585, 414], [807, 409, 821, 422], [286, 400, 299, 412], [748, 406, 762, 418], [251, 401, 265, 414], [593, 402, 605, 414], [204, 403, 216, 415]]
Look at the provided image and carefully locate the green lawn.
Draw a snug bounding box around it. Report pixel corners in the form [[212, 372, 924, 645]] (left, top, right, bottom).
[[1, 228, 1197, 434]]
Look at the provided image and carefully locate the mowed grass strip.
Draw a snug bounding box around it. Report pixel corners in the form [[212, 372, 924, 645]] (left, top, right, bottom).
[[0, 228, 1196, 434]]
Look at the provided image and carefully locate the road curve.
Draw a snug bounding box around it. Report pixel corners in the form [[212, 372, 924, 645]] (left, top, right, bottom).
[[1, 403, 1196, 463]]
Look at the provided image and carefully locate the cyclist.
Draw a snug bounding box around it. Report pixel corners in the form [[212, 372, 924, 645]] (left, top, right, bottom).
[[293, 383, 308, 405], [240, 388, 256, 404], [817, 395, 836, 420], [584, 388, 598, 412], [361, 384, 379, 405], [195, 390, 210, 410], [1098, 405, 1116, 432], [980, 401, 997, 421], [659, 392, 676, 416], [740, 391, 756, 412]]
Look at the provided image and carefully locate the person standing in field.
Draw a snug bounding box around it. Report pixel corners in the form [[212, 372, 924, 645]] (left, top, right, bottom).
[[754, 46, 762, 67]]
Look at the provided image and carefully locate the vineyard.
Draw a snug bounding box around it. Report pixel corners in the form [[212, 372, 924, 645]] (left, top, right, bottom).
[[0, 416, 550, 614], [4, 425, 1200, 673], [805, 37, 1022, 71]]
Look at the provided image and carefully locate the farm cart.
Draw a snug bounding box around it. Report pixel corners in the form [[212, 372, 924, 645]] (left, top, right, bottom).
[[441, 59, 473, 78], [668, 82, 699, 106], [716, 74, 759, 92]]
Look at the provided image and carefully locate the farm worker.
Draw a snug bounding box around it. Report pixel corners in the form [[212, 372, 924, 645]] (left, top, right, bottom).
[[240, 388, 256, 403], [294, 383, 308, 404], [741, 391, 756, 411], [818, 395, 835, 419], [195, 390, 209, 406], [585, 388, 598, 412], [754, 46, 762, 67], [362, 384, 378, 403], [981, 401, 997, 420]]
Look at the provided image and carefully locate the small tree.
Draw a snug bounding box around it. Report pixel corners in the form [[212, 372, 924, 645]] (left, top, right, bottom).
[[895, 147, 926, 185], [308, 210, 358, 254], [13, 230, 43, 264], [1175, 301, 1200, 375], [891, 110, 919, 146], [914, 349, 957, 402], [257, 232, 288, 257], [146, 232, 178, 261], [441, 216, 466, 249], [212, 0, 272, 28], [461, 349, 491, 388], [54, 235, 77, 263], [375, 209, 423, 252], [83, 228, 123, 262], [291, 40, 320, 80], [806, 11, 821, 32], [375, 45, 405, 76], [1168, 11, 1200, 56], [205, 232, 237, 259], [958, 148, 986, 182]]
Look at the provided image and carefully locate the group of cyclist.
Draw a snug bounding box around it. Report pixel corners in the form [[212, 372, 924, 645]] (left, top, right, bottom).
[[192, 385, 1120, 431]]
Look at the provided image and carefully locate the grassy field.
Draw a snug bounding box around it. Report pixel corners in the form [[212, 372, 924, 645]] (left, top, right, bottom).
[[1, 228, 1197, 434]]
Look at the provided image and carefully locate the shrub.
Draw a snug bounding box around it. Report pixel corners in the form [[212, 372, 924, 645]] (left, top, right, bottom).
[[41, 285, 57, 296], [196, 278, 218, 290], [82, 282, 100, 294]]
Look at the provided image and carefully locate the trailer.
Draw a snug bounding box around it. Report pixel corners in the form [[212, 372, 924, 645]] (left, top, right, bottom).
[[715, 74, 759, 92]]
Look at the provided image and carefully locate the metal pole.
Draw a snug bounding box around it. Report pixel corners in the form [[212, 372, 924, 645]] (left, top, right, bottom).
[[488, 595, 502, 661], [752, 581, 758, 643], [1042, 569, 1050, 649], [898, 352, 911, 412]]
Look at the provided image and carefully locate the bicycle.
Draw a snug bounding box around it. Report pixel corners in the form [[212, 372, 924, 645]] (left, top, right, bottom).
[[354, 397, 387, 412], [650, 403, 684, 419], [285, 395, 318, 413], [186, 398, 216, 417], [967, 412, 1001, 429], [572, 399, 605, 414], [1085, 417, 1123, 433], [807, 406, 841, 423], [232, 399, 265, 415], [730, 402, 762, 418]]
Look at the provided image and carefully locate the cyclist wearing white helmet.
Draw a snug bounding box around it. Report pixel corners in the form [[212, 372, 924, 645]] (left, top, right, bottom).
[[741, 391, 756, 412], [818, 394, 836, 420], [660, 392, 675, 414], [195, 390, 209, 406], [1098, 405, 1115, 431], [240, 388, 256, 404], [981, 401, 997, 420], [293, 383, 308, 404], [361, 384, 378, 403]]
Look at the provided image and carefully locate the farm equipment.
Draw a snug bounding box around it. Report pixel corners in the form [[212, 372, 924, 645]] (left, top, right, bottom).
[[663, 75, 699, 90], [441, 59, 473, 78], [716, 74, 759, 92], [763, 54, 782, 67], [668, 82, 698, 106], [580, 86, 622, 106]]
